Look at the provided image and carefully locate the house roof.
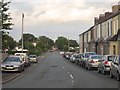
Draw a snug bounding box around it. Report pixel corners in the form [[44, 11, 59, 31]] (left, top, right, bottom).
[[79, 10, 120, 36], [110, 29, 120, 41], [110, 35, 118, 41]]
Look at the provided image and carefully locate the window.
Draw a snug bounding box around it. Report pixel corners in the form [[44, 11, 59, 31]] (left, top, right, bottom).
[[111, 21, 112, 36], [113, 45, 116, 55]]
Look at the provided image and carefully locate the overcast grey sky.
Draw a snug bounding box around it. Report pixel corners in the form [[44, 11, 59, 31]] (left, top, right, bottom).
[[8, 0, 119, 42]]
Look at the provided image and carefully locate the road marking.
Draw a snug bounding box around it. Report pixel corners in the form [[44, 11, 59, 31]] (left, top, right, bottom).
[[67, 72, 70, 74], [62, 67, 64, 68], [70, 74, 74, 79]]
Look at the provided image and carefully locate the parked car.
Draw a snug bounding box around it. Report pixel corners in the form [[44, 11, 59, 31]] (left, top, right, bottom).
[[1, 55, 25, 72], [64, 52, 73, 60], [28, 55, 38, 63], [98, 55, 115, 75], [60, 51, 64, 55], [85, 55, 103, 70], [14, 53, 30, 67], [70, 54, 79, 63], [81, 52, 96, 68], [74, 54, 83, 65], [110, 55, 120, 81]]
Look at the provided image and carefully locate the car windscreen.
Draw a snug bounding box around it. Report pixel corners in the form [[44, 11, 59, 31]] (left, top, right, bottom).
[[91, 56, 103, 59], [85, 53, 96, 58], [107, 56, 115, 61], [29, 55, 37, 58], [3, 57, 20, 62]]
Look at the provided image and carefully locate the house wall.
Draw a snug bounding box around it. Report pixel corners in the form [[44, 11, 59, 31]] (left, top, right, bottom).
[[109, 41, 118, 55]]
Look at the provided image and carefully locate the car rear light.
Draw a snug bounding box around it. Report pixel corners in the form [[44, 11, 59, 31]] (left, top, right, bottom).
[[104, 61, 108, 64], [90, 60, 95, 63]]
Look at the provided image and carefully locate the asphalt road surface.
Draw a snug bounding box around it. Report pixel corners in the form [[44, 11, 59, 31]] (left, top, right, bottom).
[[2, 51, 118, 88]]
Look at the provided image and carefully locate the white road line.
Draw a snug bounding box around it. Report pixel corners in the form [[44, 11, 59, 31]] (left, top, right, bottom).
[[70, 74, 74, 79], [67, 72, 70, 74], [62, 67, 65, 68]]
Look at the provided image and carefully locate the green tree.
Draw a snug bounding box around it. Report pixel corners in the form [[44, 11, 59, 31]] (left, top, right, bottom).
[[19, 33, 37, 43], [69, 40, 79, 47], [55, 36, 68, 51], [2, 31, 16, 51], [38, 36, 54, 51], [1, 1, 13, 30]]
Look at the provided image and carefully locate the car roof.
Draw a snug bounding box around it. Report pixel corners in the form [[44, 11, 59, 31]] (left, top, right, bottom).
[[6, 55, 22, 58], [90, 55, 103, 56], [104, 55, 116, 56]]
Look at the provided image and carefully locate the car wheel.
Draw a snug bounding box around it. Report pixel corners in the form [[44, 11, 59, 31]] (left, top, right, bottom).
[[22, 67, 24, 71], [116, 72, 120, 81], [110, 71, 114, 78], [88, 65, 91, 70], [98, 68, 101, 73], [102, 68, 106, 75], [18, 67, 22, 73]]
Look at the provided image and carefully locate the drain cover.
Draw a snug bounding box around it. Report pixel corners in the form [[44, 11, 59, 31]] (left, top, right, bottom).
[[50, 65, 58, 67]]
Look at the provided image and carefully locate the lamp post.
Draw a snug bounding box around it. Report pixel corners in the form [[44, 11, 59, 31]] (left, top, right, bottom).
[[21, 13, 24, 53]]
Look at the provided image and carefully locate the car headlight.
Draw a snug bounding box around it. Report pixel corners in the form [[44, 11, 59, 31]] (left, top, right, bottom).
[[13, 65, 20, 68], [1, 65, 5, 68]]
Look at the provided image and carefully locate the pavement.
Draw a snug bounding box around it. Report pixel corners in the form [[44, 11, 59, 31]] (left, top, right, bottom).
[[2, 51, 119, 88]]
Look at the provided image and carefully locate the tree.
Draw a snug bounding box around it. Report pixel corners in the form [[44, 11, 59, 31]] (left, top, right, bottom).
[[2, 31, 16, 51], [38, 36, 54, 50], [1, 0, 13, 30], [55, 37, 68, 51], [69, 40, 79, 47], [19, 33, 37, 43]]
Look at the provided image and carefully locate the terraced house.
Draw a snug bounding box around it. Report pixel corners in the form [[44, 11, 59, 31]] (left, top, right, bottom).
[[79, 4, 120, 55]]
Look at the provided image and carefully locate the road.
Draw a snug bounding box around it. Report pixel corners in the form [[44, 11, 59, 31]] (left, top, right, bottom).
[[2, 51, 118, 88]]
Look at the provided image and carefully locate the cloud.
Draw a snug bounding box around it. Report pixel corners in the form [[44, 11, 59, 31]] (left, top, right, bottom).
[[10, 0, 114, 26], [9, 0, 119, 41]]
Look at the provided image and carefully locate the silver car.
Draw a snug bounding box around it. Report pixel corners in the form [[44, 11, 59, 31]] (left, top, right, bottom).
[[110, 56, 120, 81], [85, 55, 103, 70], [98, 55, 115, 75], [29, 55, 38, 63], [70, 54, 79, 63], [1, 56, 25, 72]]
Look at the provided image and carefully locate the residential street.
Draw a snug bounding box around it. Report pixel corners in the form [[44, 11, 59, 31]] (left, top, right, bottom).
[[2, 51, 118, 88]]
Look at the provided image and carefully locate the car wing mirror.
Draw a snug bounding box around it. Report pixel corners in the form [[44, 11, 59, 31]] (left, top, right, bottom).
[[114, 62, 118, 65]]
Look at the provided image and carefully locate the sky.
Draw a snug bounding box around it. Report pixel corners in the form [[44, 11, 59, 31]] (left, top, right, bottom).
[[7, 0, 119, 42]]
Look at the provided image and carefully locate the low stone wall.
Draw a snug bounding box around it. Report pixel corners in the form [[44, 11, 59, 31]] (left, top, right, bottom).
[[2, 53, 8, 60]]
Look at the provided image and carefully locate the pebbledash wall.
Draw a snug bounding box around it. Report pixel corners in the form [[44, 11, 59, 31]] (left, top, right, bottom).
[[79, 4, 120, 55]]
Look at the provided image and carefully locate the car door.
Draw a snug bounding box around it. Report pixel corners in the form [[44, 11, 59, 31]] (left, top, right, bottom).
[[112, 57, 118, 76], [99, 56, 105, 71]]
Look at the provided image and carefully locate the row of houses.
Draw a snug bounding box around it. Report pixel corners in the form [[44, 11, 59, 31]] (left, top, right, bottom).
[[79, 4, 120, 55]]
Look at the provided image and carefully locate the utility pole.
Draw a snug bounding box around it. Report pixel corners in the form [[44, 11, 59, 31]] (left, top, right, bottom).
[[68, 37, 70, 52], [22, 13, 24, 53]]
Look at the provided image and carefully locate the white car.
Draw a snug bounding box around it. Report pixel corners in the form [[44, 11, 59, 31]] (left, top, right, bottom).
[[29, 55, 38, 63], [85, 55, 103, 70], [60, 51, 64, 55], [98, 55, 115, 75], [14, 53, 30, 67]]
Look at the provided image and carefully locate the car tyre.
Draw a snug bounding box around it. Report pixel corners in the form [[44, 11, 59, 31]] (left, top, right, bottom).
[[110, 71, 114, 78], [98, 68, 101, 73], [88, 65, 91, 70], [102, 69, 106, 75], [116, 72, 120, 81]]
